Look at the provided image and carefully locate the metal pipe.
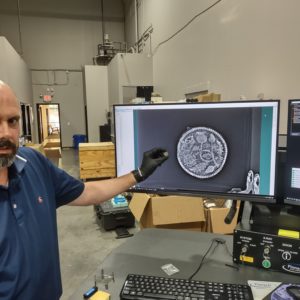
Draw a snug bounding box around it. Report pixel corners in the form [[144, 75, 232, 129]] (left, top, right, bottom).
[[101, 0, 105, 43], [17, 0, 23, 56], [31, 69, 79, 86], [30, 68, 82, 72], [149, 33, 152, 56], [134, 0, 138, 44]]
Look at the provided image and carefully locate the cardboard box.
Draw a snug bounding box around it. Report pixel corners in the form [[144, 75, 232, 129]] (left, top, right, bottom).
[[42, 138, 60, 148], [44, 147, 62, 167], [204, 199, 240, 234], [129, 193, 205, 231], [196, 93, 221, 102], [44, 147, 61, 158]]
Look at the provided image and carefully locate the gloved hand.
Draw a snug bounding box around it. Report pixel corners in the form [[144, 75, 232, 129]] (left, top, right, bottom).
[[132, 148, 169, 182]]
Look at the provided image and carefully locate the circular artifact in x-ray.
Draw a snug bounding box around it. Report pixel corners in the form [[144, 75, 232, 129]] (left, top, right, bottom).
[[177, 127, 228, 179]]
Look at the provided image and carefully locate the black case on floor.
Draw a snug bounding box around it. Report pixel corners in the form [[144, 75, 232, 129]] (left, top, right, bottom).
[[95, 201, 135, 231]]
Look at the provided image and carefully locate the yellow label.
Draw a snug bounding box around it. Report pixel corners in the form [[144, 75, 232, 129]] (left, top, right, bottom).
[[89, 291, 110, 300], [278, 229, 299, 239], [240, 255, 254, 263]]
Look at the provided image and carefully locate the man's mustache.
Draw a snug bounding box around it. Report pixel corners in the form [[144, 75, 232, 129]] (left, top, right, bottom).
[[0, 139, 17, 152]]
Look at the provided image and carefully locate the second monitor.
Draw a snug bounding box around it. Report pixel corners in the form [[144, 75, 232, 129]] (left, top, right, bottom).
[[284, 99, 300, 206], [114, 100, 279, 203]]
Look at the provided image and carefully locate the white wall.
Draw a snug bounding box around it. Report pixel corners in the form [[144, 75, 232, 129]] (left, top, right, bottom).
[[84, 65, 109, 142], [125, 0, 300, 133], [108, 52, 153, 107], [107, 54, 120, 107]]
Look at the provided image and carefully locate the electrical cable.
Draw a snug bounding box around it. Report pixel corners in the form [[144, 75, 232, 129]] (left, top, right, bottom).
[[153, 0, 223, 55], [223, 240, 233, 258], [224, 199, 238, 224], [189, 239, 219, 280], [189, 237, 236, 280]]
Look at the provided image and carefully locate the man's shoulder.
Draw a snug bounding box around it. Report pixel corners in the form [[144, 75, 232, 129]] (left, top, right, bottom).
[[18, 146, 44, 158], [17, 146, 48, 168]]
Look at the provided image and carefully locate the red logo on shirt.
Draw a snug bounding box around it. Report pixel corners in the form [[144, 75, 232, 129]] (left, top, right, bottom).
[[38, 196, 43, 204]]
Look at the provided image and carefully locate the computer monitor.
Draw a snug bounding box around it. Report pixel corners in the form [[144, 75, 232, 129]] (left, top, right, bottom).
[[284, 100, 300, 206], [114, 100, 279, 203]]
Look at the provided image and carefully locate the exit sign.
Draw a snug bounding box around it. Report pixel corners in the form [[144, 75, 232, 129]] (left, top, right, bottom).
[[43, 95, 52, 102]]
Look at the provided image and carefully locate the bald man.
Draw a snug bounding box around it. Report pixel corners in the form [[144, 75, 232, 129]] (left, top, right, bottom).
[[0, 81, 168, 300]]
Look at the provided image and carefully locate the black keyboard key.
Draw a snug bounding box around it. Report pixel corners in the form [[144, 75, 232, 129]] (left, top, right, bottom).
[[143, 292, 176, 299]]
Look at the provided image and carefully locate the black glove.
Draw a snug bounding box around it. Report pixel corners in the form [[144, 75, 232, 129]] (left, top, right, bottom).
[[132, 148, 169, 182]]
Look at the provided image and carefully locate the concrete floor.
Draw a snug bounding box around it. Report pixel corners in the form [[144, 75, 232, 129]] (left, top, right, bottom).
[[56, 148, 138, 300]]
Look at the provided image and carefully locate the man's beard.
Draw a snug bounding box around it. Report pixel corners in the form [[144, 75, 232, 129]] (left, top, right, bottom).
[[0, 139, 18, 168]]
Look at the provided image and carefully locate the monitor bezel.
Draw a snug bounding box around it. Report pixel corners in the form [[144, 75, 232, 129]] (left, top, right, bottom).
[[113, 99, 280, 204]]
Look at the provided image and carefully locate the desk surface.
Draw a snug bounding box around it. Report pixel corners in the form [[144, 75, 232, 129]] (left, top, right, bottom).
[[69, 228, 298, 300]]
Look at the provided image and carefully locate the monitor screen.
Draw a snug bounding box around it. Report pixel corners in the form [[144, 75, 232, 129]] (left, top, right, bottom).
[[284, 100, 300, 206], [114, 100, 279, 202]]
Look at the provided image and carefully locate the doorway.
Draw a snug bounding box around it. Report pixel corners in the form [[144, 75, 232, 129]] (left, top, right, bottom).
[[36, 103, 62, 147]]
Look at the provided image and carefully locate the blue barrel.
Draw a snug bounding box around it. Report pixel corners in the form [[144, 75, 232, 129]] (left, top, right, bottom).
[[73, 134, 87, 149]]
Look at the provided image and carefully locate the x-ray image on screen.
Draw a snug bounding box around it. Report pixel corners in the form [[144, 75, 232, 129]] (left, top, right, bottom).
[[114, 101, 279, 202]]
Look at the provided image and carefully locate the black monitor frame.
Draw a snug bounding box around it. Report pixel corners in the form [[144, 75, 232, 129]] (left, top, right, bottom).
[[113, 100, 280, 204], [284, 99, 300, 206]]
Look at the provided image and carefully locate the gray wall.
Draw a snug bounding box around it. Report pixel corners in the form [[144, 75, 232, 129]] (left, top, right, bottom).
[[0, 0, 125, 146], [0, 36, 32, 104], [3, 0, 298, 139], [84, 65, 109, 143], [124, 0, 300, 134], [32, 70, 85, 147], [0, 0, 125, 65]]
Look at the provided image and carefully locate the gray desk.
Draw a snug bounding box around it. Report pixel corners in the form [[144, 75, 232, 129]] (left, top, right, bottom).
[[69, 228, 298, 300]]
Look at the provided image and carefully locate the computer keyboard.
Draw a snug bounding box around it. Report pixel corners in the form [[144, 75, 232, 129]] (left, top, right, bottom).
[[120, 274, 253, 300]]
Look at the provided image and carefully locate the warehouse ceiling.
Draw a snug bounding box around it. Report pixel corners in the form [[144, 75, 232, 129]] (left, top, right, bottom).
[[0, 0, 125, 21]]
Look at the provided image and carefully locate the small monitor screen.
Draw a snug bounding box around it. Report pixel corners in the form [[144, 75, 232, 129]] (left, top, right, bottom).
[[114, 100, 279, 202], [284, 100, 300, 206]]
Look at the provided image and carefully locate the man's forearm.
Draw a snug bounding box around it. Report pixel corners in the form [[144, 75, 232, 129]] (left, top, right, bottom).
[[70, 173, 136, 206]]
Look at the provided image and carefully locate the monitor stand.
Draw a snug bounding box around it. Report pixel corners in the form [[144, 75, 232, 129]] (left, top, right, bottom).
[[240, 201, 300, 232]]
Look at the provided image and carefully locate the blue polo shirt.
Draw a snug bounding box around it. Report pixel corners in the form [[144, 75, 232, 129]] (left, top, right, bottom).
[[0, 147, 85, 300]]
